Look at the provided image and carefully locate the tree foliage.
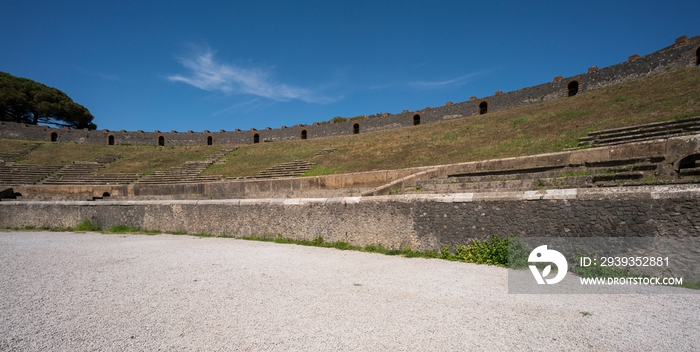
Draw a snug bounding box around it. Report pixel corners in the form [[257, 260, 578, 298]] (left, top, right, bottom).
[[0, 71, 96, 129]]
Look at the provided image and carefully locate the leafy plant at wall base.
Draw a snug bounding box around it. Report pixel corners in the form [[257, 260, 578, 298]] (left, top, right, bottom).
[[73, 219, 101, 231], [107, 225, 141, 233], [455, 235, 530, 268]]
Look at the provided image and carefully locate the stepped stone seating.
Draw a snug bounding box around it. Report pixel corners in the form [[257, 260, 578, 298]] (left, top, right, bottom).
[[40, 160, 142, 185], [136, 147, 236, 184], [0, 164, 62, 186], [577, 116, 700, 148], [415, 155, 692, 194], [0, 143, 43, 162], [136, 161, 222, 184], [203, 147, 238, 163], [253, 160, 314, 179]]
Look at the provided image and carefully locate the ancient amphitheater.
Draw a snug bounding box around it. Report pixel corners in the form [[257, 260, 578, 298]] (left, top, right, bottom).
[[1, 35, 699, 247], [2, 34, 700, 351]]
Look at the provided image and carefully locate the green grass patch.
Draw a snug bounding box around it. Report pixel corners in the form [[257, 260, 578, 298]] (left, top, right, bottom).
[[103, 224, 161, 235], [13, 142, 229, 175], [677, 280, 700, 290], [106, 224, 141, 233], [72, 219, 101, 232], [301, 165, 339, 177], [241, 234, 530, 267]]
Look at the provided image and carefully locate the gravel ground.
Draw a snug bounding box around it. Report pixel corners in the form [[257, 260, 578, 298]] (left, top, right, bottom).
[[1, 231, 699, 351]]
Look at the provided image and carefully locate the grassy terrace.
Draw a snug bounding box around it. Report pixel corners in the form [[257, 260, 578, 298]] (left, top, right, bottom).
[[16, 144, 229, 175], [2, 66, 700, 178], [203, 66, 700, 177]]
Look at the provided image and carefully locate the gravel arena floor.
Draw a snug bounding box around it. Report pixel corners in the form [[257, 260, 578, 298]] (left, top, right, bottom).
[[1, 232, 699, 351]]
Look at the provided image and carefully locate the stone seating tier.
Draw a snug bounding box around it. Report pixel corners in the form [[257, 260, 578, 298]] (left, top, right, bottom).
[[40, 162, 142, 185], [415, 155, 680, 193], [253, 160, 314, 179], [0, 165, 62, 186], [577, 116, 700, 148], [0, 143, 43, 163]]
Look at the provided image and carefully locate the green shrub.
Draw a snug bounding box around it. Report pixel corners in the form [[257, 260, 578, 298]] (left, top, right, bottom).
[[73, 219, 101, 231], [454, 235, 530, 268]]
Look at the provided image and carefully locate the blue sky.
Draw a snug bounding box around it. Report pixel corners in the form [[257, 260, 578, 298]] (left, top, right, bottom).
[[1, 1, 698, 132]]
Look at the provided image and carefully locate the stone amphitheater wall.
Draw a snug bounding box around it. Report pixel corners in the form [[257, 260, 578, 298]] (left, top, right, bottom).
[[8, 133, 700, 200], [1, 35, 699, 146], [1, 185, 699, 279]]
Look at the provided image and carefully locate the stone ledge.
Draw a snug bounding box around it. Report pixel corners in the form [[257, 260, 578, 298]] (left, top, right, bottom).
[[2, 185, 700, 206]]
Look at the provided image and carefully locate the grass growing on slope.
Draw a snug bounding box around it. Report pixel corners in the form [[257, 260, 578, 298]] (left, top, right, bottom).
[[2, 67, 699, 177], [0, 139, 39, 154], [16, 143, 229, 175], [203, 66, 700, 177]]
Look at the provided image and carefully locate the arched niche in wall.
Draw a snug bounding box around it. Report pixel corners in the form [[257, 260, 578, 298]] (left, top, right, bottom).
[[677, 153, 700, 175], [253, 133, 260, 143], [301, 130, 308, 140], [413, 114, 421, 126], [567, 81, 579, 97], [102, 192, 111, 197], [353, 123, 360, 134], [696, 47, 700, 66], [479, 101, 488, 115], [108, 135, 115, 145], [207, 136, 213, 145], [158, 135, 165, 146], [50, 132, 58, 142]]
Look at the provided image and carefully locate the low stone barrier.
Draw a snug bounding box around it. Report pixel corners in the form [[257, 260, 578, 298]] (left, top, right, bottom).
[[3, 185, 699, 253]]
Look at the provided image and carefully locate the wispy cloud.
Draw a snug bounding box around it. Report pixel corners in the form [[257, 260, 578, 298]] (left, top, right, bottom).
[[211, 98, 262, 116], [409, 71, 489, 90], [168, 47, 337, 104]]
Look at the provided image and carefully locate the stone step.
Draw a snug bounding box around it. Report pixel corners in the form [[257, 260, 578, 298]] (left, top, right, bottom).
[[586, 116, 700, 137], [583, 156, 664, 168], [579, 128, 700, 147], [679, 166, 700, 177], [575, 116, 700, 148], [420, 179, 537, 193], [592, 171, 644, 183], [588, 119, 700, 140]]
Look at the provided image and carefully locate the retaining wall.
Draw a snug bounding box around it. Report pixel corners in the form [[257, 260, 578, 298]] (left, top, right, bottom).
[[2, 36, 699, 146], [2, 185, 699, 248]]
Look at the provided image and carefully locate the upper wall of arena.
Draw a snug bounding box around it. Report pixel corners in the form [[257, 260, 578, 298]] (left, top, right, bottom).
[[2, 35, 700, 146]]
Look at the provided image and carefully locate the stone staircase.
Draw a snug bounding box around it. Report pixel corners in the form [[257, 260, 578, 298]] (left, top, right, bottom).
[[136, 162, 222, 184], [415, 155, 691, 194], [252, 160, 314, 179], [40, 155, 142, 185], [0, 143, 43, 163], [0, 164, 62, 186], [577, 116, 700, 148], [136, 147, 236, 184], [203, 147, 238, 163]]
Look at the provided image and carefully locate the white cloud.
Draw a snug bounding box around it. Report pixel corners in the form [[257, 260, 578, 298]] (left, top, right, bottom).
[[168, 48, 336, 104], [409, 71, 489, 90]]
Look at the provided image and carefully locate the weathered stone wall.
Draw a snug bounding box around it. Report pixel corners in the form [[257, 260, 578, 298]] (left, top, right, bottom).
[[2, 36, 699, 146], [4, 185, 700, 279], [3, 185, 699, 249]]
